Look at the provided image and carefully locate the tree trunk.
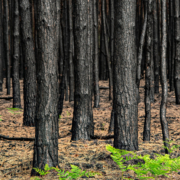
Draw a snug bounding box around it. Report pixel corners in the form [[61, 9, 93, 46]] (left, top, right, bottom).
[[114, 0, 138, 151], [160, 0, 170, 154], [3, 0, 10, 95], [154, 0, 160, 94], [174, 0, 180, 104], [137, 0, 147, 103], [19, 0, 36, 126], [69, 0, 74, 102], [31, 0, 59, 176], [143, 0, 152, 142], [93, 0, 100, 108], [71, 0, 93, 141], [12, 0, 21, 109], [0, 0, 3, 91], [102, 0, 112, 100]]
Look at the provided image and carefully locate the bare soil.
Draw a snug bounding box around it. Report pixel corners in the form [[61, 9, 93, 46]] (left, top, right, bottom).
[[0, 78, 180, 180]]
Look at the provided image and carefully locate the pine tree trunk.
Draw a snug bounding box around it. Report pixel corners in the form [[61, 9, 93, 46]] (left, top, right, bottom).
[[12, 0, 21, 109], [0, 0, 3, 91], [71, 0, 93, 141], [114, 0, 138, 151], [160, 0, 170, 154], [3, 0, 10, 95], [174, 0, 180, 104], [93, 0, 100, 108], [19, 0, 36, 126], [31, 0, 60, 176]]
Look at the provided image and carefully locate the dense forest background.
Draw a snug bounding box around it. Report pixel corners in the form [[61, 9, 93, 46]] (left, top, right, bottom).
[[0, 0, 180, 179]]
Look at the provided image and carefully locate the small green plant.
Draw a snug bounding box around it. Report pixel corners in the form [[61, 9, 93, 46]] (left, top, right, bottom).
[[0, 115, 3, 121], [106, 139, 180, 180], [7, 107, 22, 114], [66, 111, 71, 116], [101, 123, 105, 130], [30, 164, 102, 180]]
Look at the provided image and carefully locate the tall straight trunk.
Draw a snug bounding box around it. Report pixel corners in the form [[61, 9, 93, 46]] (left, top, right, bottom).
[[12, 0, 21, 108], [102, 0, 112, 100], [62, 0, 69, 101], [93, 0, 100, 108], [99, 2, 107, 81], [69, 0, 74, 102], [3, 0, 10, 95], [160, 0, 170, 154], [0, 0, 3, 91], [137, 0, 147, 103], [19, 40, 23, 79], [143, 0, 152, 142], [170, 0, 175, 91], [154, 0, 160, 94], [31, 0, 59, 176], [71, 0, 93, 141], [174, 0, 180, 104], [114, 0, 138, 151], [19, 0, 36, 127], [108, 0, 114, 132]]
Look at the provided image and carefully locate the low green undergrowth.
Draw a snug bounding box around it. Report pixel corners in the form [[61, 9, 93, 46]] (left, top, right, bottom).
[[30, 139, 180, 180]]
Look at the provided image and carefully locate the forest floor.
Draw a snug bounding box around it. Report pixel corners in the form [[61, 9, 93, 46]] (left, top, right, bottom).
[[0, 78, 180, 180]]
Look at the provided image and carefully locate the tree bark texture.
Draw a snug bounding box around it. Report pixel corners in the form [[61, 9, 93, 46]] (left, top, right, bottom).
[[0, 0, 3, 91], [12, 0, 21, 108], [69, 0, 74, 102], [71, 0, 93, 141], [93, 0, 100, 108], [3, 0, 10, 95], [31, 0, 59, 176], [174, 0, 180, 104], [143, 0, 152, 142], [137, 0, 147, 103], [153, 0, 160, 94], [160, 0, 170, 154], [19, 0, 36, 127], [114, 0, 138, 151]]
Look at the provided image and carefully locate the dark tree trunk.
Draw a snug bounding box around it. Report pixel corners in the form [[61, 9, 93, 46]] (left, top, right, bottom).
[[19, 39, 23, 80], [71, 0, 93, 141], [69, 0, 74, 102], [12, 0, 21, 109], [19, 0, 36, 127], [62, 0, 69, 101], [59, 18, 64, 77], [102, 0, 112, 100], [3, 0, 10, 95], [143, 0, 152, 142], [93, 0, 100, 108], [31, 0, 59, 176], [154, 0, 160, 94], [170, 0, 175, 91], [160, 0, 170, 154], [114, 0, 138, 151], [137, 0, 147, 103], [0, 0, 3, 91], [99, 1, 107, 81], [174, 0, 180, 104]]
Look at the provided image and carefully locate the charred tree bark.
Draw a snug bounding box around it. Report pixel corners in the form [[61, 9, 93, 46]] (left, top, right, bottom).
[[160, 0, 170, 154], [71, 0, 93, 141], [174, 0, 180, 104], [0, 0, 3, 91], [154, 0, 160, 94], [19, 39, 23, 79], [102, 0, 112, 100], [143, 0, 152, 142], [137, 0, 147, 103], [31, 0, 59, 176], [93, 0, 100, 108], [69, 0, 74, 102], [19, 0, 36, 126], [3, 0, 10, 95], [114, 0, 138, 151], [12, 0, 21, 108]]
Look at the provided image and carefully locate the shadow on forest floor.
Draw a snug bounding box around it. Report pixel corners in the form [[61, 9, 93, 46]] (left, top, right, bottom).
[[0, 79, 180, 179]]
